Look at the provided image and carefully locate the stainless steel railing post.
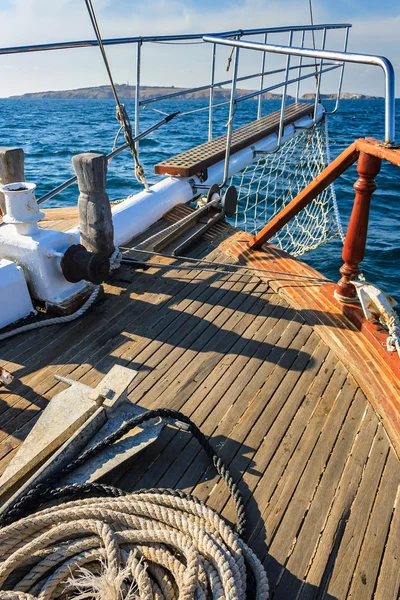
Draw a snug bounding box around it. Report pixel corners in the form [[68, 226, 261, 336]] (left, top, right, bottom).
[[257, 33, 268, 120], [295, 29, 306, 103], [208, 43, 217, 141], [134, 40, 142, 160], [222, 46, 240, 186]]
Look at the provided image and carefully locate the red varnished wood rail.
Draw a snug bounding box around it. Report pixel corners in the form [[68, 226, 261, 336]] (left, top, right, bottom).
[[249, 142, 360, 250], [336, 151, 382, 300], [228, 233, 400, 458], [250, 137, 400, 302], [355, 137, 400, 167]]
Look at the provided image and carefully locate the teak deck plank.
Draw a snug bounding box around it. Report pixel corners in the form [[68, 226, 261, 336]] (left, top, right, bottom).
[[248, 362, 349, 553], [142, 296, 288, 489], [177, 327, 316, 499], [273, 388, 370, 598], [348, 449, 400, 599], [115, 299, 296, 492], [1, 207, 399, 599], [297, 402, 379, 599], [325, 426, 390, 598], [373, 485, 400, 600], [192, 336, 328, 522]]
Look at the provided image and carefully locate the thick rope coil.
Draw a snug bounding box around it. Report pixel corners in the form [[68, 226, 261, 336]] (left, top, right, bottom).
[[0, 285, 100, 342], [0, 493, 269, 600], [386, 313, 400, 357], [0, 410, 269, 598]]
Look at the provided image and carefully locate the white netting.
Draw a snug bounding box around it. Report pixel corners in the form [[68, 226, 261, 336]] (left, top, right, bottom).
[[231, 116, 342, 257]]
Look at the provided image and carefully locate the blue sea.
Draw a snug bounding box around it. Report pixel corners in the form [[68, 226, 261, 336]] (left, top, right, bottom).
[[0, 97, 399, 304]]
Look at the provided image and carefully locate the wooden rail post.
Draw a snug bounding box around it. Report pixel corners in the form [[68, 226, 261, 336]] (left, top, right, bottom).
[[72, 153, 114, 257], [0, 147, 24, 215], [335, 151, 382, 301]]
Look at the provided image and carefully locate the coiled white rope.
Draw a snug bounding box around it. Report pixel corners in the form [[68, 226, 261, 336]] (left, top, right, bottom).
[[386, 314, 400, 357], [0, 493, 269, 600], [0, 285, 100, 342]]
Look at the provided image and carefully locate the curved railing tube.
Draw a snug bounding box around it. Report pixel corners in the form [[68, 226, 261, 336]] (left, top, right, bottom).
[[203, 36, 396, 145]]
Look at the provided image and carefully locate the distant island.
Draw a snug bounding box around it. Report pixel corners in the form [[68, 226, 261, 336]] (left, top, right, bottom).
[[7, 84, 383, 101]]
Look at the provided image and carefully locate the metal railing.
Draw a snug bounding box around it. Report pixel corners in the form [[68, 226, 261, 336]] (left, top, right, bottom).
[[203, 35, 396, 145], [1, 23, 352, 204]]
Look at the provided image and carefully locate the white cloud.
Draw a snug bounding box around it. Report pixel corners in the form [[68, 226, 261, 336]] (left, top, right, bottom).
[[0, 0, 398, 96]]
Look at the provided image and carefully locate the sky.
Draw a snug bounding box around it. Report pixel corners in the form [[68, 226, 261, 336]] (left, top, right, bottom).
[[0, 0, 399, 98]]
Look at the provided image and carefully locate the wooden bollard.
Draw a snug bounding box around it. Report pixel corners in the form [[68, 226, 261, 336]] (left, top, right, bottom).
[[72, 153, 114, 257], [0, 147, 25, 215], [336, 151, 382, 301]]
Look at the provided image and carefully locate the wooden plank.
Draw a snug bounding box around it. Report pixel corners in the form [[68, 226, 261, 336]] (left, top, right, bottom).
[[115, 299, 300, 491], [347, 448, 400, 599], [198, 339, 330, 520], [248, 361, 349, 557], [274, 390, 373, 598], [249, 142, 359, 248], [118, 299, 298, 492], [355, 137, 400, 168], [0, 203, 399, 600], [0, 246, 215, 420], [176, 327, 317, 500], [0, 243, 235, 466], [323, 425, 390, 598], [264, 376, 363, 591], [228, 236, 400, 457], [41, 206, 79, 222], [297, 403, 379, 600], [154, 103, 314, 177], [0, 261, 255, 469], [123, 276, 263, 408], [374, 484, 400, 600], [235, 349, 338, 534]]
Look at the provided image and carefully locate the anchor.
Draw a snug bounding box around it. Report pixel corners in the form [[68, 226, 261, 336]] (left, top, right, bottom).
[[0, 365, 163, 513]]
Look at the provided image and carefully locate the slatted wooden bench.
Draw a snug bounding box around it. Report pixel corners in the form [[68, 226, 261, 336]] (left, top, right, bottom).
[[154, 102, 314, 177]]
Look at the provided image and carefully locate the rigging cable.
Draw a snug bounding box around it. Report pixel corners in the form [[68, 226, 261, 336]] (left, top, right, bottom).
[[308, 0, 319, 87], [83, 0, 149, 190]]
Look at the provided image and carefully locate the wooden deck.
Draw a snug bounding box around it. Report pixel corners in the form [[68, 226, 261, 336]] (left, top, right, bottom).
[[0, 207, 399, 599]]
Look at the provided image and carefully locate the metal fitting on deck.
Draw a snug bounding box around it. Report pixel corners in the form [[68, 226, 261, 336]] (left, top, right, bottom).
[[61, 244, 110, 285]]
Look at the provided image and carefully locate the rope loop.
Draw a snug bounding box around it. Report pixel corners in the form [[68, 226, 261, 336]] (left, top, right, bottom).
[[0, 494, 269, 599]]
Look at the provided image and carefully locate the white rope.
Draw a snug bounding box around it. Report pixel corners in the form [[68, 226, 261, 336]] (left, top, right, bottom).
[[109, 247, 122, 271], [0, 493, 269, 600], [355, 281, 400, 358], [0, 285, 100, 342], [386, 314, 400, 357]]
